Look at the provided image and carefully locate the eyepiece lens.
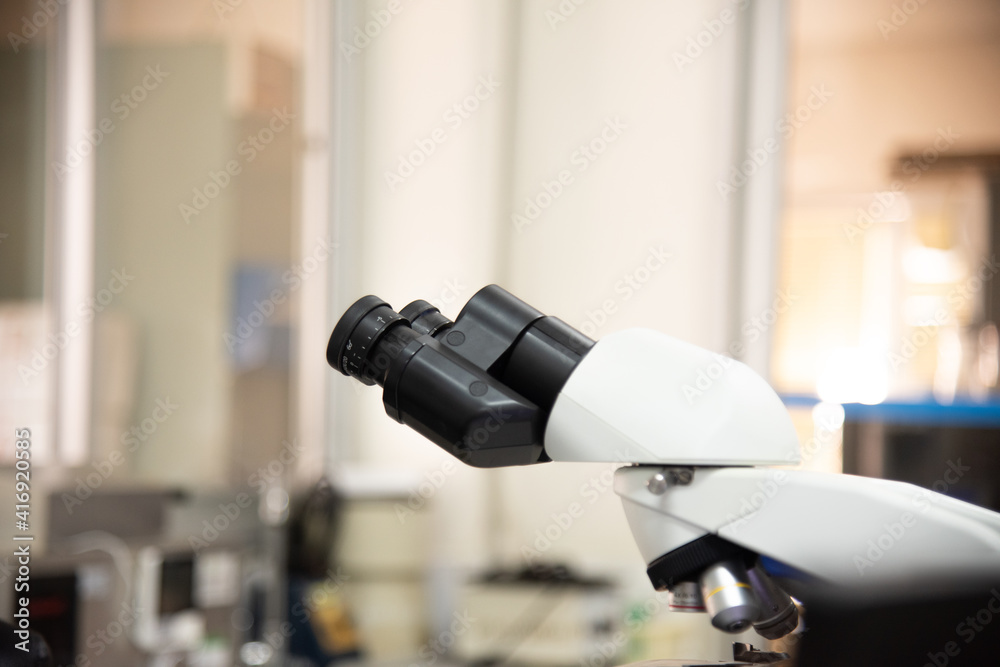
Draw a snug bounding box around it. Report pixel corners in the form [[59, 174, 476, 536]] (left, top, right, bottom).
[[327, 296, 408, 385]]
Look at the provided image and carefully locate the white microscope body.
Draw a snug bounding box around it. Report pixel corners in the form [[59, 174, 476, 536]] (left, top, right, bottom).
[[328, 286, 1000, 640], [547, 328, 1000, 634]]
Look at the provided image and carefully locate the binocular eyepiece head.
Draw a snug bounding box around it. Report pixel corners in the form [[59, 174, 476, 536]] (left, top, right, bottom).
[[326, 286, 594, 467]]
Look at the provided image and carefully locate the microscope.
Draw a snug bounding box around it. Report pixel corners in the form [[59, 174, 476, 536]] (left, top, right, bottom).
[[326, 285, 1000, 647]]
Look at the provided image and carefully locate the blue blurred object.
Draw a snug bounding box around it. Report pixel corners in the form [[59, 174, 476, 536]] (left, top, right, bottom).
[[228, 264, 291, 370], [782, 393, 1000, 428]]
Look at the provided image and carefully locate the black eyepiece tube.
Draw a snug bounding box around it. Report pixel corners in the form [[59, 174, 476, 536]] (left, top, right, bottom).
[[326, 296, 412, 386], [326, 285, 595, 467], [400, 299, 453, 337]]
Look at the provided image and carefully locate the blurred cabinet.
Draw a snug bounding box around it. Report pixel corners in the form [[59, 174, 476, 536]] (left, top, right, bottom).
[[334, 486, 431, 661]]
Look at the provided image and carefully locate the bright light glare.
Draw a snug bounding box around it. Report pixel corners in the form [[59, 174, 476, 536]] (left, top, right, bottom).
[[816, 347, 888, 405], [902, 247, 966, 284], [239, 642, 273, 666], [811, 401, 845, 431]]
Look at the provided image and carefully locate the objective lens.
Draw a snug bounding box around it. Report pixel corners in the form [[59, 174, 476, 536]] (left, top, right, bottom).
[[747, 562, 800, 639], [668, 581, 707, 612], [327, 296, 416, 386], [699, 559, 761, 633]]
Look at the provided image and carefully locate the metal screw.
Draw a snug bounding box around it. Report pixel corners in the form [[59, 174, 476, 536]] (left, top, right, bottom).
[[673, 468, 694, 485], [647, 468, 694, 495], [647, 472, 669, 495]]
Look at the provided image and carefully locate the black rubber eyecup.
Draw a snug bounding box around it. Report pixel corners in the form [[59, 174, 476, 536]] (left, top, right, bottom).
[[326, 295, 389, 375]]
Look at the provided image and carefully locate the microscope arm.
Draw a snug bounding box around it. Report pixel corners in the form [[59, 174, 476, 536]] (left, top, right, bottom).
[[616, 466, 1000, 588]]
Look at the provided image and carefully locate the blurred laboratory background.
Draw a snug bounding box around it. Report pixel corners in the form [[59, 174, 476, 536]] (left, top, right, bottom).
[[2, 0, 1000, 664]]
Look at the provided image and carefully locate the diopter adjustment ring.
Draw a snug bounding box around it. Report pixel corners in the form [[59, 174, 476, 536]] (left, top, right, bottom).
[[326, 295, 408, 385]]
